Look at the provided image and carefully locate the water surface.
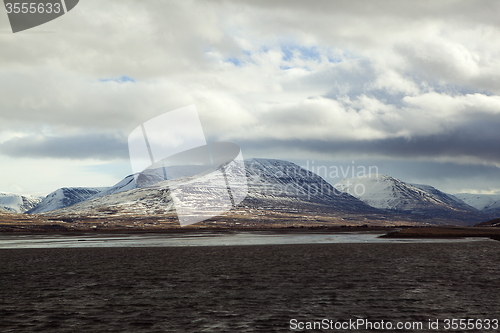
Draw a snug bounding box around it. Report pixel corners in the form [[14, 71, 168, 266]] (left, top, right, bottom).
[[0, 231, 490, 249], [1, 241, 499, 332]]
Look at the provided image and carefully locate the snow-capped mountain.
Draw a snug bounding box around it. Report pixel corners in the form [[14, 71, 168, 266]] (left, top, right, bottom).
[[46, 183, 174, 217], [29, 173, 146, 215], [0, 192, 42, 213], [244, 158, 379, 213], [336, 174, 485, 224], [26, 187, 108, 214], [38, 165, 241, 219], [29, 159, 491, 226], [40, 159, 379, 219], [453, 193, 500, 215], [85, 166, 210, 200]]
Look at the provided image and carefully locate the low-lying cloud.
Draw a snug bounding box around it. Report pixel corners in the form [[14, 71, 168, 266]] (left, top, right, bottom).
[[0, 133, 128, 160]]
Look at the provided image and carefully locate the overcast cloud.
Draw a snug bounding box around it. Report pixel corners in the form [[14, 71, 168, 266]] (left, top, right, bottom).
[[0, 0, 499, 194]]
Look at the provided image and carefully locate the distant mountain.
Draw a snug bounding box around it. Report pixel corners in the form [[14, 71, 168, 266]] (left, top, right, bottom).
[[26, 187, 108, 214], [336, 174, 485, 225], [454, 193, 500, 216], [30, 159, 490, 227], [40, 159, 380, 219], [25, 172, 163, 215], [0, 192, 42, 213], [27, 174, 143, 214]]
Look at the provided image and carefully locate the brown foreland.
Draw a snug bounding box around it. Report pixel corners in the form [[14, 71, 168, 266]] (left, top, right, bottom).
[[3, 208, 498, 237], [0, 208, 422, 233]]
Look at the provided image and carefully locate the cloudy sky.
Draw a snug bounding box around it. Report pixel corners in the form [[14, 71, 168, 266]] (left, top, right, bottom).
[[1, 0, 500, 196]]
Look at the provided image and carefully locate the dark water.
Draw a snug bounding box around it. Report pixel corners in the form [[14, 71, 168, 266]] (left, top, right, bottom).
[[1, 241, 499, 332]]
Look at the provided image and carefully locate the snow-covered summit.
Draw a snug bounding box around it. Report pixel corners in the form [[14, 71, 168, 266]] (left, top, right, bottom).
[[335, 174, 441, 210], [0, 192, 42, 213], [454, 193, 500, 215], [335, 174, 484, 224]]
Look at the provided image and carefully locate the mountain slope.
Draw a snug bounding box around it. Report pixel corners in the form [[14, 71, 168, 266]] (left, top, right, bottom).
[[243, 158, 379, 213], [46, 184, 174, 217], [28, 173, 142, 214], [89, 175, 137, 199], [26, 187, 108, 214], [409, 184, 478, 212], [336, 174, 485, 224], [0, 192, 42, 213], [454, 193, 500, 216]]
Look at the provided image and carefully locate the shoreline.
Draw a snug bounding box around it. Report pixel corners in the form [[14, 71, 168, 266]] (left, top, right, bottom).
[[0, 225, 499, 242], [381, 226, 500, 241]]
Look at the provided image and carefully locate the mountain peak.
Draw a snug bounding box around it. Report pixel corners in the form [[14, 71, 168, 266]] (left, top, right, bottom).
[[336, 174, 485, 224], [0, 192, 42, 213]]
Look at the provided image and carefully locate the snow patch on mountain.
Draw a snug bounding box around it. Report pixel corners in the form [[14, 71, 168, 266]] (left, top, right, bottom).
[[454, 193, 500, 214], [26, 187, 108, 214], [335, 174, 443, 210], [0, 192, 42, 213]]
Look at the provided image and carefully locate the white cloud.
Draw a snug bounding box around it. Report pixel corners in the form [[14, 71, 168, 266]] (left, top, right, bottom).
[[1, 0, 500, 192]]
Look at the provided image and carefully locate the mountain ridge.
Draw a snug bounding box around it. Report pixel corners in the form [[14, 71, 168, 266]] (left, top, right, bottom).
[[0, 192, 42, 213], [38, 158, 380, 219], [336, 174, 487, 225], [16, 158, 495, 226], [26, 187, 109, 214], [454, 193, 500, 216]]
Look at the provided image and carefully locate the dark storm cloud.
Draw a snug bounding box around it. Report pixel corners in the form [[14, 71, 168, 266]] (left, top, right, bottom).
[[0, 133, 128, 160], [238, 121, 500, 164]]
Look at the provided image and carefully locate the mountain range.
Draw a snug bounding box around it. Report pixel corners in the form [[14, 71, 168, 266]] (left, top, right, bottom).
[[28, 159, 379, 220], [5, 158, 498, 226]]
